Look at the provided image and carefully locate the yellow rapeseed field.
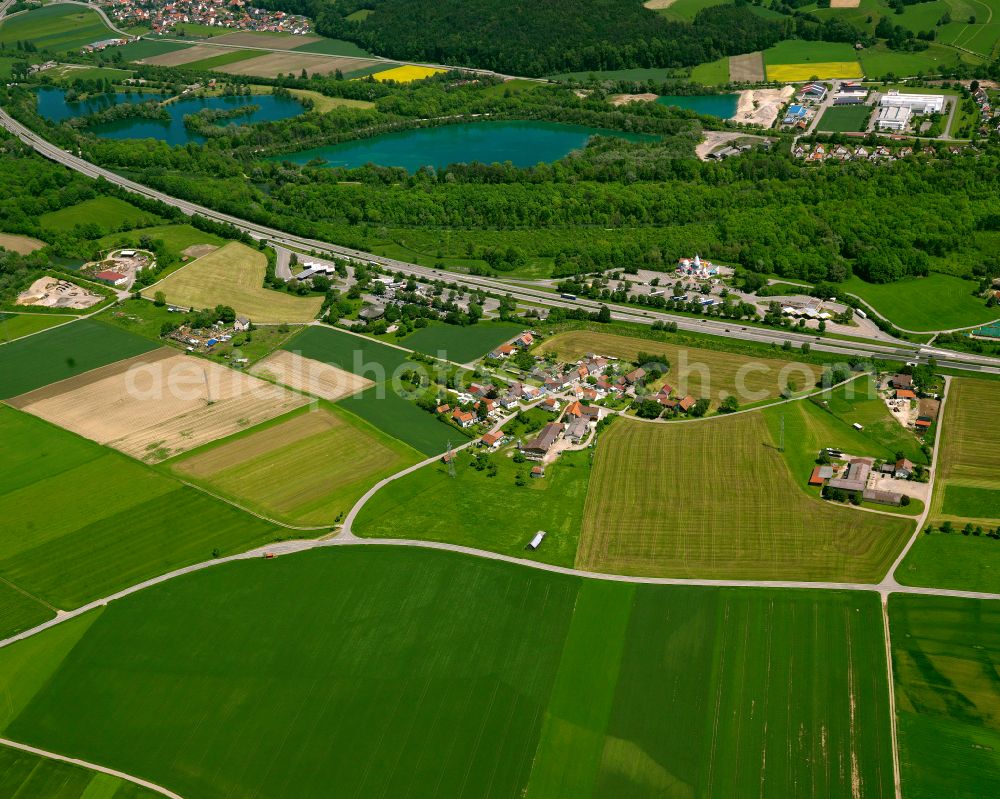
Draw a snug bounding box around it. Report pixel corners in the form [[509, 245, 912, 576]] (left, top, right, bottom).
[[371, 64, 446, 83], [766, 61, 863, 81]]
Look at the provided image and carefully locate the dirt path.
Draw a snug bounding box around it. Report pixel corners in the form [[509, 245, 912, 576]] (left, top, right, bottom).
[[0, 737, 183, 799]]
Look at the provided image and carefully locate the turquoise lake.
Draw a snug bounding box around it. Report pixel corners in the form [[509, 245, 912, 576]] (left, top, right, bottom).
[[36, 88, 304, 144], [656, 94, 738, 119], [271, 121, 654, 171]]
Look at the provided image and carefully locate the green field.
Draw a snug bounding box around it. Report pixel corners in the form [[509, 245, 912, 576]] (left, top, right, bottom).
[[171, 405, 420, 526], [355, 448, 592, 566], [860, 41, 981, 78], [655, 0, 732, 21], [0, 742, 160, 799], [0, 320, 157, 399], [891, 594, 1000, 799], [690, 55, 729, 84], [399, 320, 522, 363], [763, 38, 859, 65], [841, 272, 995, 332], [576, 412, 914, 581], [896, 531, 1000, 592], [0, 405, 283, 610], [0, 4, 117, 53], [286, 326, 460, 454], [38, 197, 160, 235], [943, 484, 1000, 518], [818, 103, 873, 132], [0, 313, 73, 343], [293, 37, 373, 57], [0, 546, 894, 799], [142, 242, 323, 324], [97, 222, 227, 258]]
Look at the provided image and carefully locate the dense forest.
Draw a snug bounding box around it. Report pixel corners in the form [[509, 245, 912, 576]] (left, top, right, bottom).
[[256, 0, 787, 75]]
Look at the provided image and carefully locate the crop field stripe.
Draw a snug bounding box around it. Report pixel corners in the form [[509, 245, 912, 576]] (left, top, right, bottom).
[[524, 581, 634, 799]]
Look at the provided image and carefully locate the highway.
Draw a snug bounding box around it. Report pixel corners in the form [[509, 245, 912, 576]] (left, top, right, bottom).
[[3, 106, 999, 375]]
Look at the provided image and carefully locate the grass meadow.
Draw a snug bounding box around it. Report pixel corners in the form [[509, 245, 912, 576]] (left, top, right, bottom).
[[891, 594, 1000, 799], [399, 320, 523, 363], [118, 39, 192, 61], [142, 242, 323, 324], [38, 197, 160, 235], [0, 4, 116, 53], [171, 406, 421, 526], [287, 325, 461, 454], [841, 272, 995, 331], [355, 448, 593, 565], [0, 320, 158, 399], [0, 547, 893, 799], [0, 742, 160, 799], [0, 406, 283, 610], [818, 104, 873, 132], [535, 329, 820, 406], [0, 313, 73, 343], [576, 412, 914, 581], [0, 581, 53, 642]]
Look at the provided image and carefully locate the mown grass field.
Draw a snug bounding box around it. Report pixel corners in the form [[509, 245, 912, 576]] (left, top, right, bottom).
[[97, 222, 226, 259], [171, 406, 420, 526], [891, 594, 1000, 799], [0, 547, 893, 799], [0, 405, 283, 610], [0, 312, 73, 343], [355, 448, 592, 566], [142, 242, 323, 323], [400, 320, 523, 363], [183, 49, 262, 71], [0, 4, 116, 53], [576, 413, 914, 581], [818, 103, 873, 132], [287, 326, 460, 454], [841, 272, 994, 331], [535, 329, 820, 405], [0, 742, 160, 799], [38, 197, 160, 235], [0, 320, 157, 399], [804, 374, 928, 464], [118, 38, 192, 61]]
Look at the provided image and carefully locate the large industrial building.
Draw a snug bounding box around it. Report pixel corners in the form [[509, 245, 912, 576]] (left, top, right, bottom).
[[878, 91, 945, 114]]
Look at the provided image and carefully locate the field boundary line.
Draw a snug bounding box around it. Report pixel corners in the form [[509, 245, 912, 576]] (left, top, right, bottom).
[[0, 315, 78, 346], [174, 477, 334, 532], [880, 594, 902, 799], [0, 737, 184, 799], [0, 575, 58, 613]]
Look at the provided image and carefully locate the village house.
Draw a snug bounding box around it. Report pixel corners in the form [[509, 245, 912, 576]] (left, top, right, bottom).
[[565, 416, 590, 444], [677, 395, 696, 413], [489, 343, 516, 359], [826, 457, 873, 494], [624, 367, 646, 386], [93, 269, 128, 286], [435, 404, 451, 415], [233, 316, 251, 332], [452, 409, 475, 429], [514, 333, 534, 348], [893, 458, 914, 480], [481, 430, 505, 449], [889, 373, 913, 391], [542, 397, 560, 412]]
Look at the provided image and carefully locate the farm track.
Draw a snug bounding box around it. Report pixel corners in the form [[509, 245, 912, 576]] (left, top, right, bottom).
[[0, 737, 183, 799]]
